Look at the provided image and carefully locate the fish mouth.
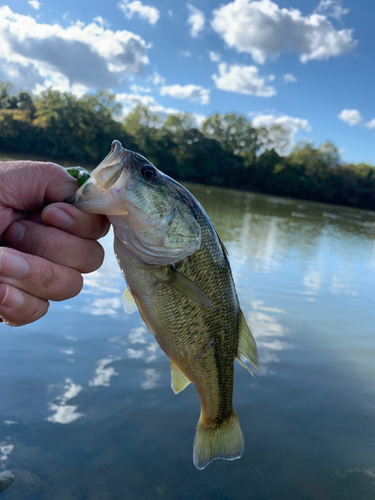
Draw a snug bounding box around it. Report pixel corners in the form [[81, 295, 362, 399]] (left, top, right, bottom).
[[93, 140, 128, 189], [72, 140, 132, 214]]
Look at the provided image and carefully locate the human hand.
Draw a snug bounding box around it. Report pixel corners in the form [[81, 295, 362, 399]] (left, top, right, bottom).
[[0, 160, 110, 326]]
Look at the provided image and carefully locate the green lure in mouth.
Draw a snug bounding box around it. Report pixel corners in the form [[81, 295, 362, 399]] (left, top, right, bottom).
[[65, 166, 91, 187]]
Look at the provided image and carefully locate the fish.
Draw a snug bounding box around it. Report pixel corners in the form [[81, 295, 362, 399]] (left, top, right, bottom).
[[73, 140, 259, 469]]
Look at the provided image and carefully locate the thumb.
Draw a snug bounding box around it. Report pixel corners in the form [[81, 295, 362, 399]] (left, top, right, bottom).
[[0, 161, 77, 210]]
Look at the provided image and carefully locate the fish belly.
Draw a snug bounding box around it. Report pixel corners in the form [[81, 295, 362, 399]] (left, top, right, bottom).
[[118, 247, 244, 469]]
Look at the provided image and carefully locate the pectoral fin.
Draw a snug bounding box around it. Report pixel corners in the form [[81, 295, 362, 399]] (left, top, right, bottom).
[[170, 361, 191, 394], [165, 269, 215, 311], [235, 309, 259, 374], [122, 287, 138, 314]]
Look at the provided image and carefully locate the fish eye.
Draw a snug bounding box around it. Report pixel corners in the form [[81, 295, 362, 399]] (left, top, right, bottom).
[[141, 166, 158, 181]]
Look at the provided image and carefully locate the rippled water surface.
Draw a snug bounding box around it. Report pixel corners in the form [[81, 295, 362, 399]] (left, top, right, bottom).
[[1, 183, 375, 499]]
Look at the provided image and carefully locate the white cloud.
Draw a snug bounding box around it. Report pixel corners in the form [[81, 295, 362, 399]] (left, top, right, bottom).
[[253, 113, 311, 133], [0, 6, 149, 92], [192, 113, 206, 128], [160, 84, 210, 104], [315, 0, 350, 22], [180, 50, 192, 58], [283, 73, 297, 83], [209, 51, 221, 62], [211, 0, 356, 64], [0, 59, 44, 90], [252, 113, 311, 153], [116, 92, 179, 115], [93, 16, 110, 28], [338, 109, 363, 126], [365, 118, 375, 130], [130, 83, 151, 93], [187, 4, 205, 38], [28, 0, 41, 10], [118, 0, 160, 25], [212, 63, 276, 97], [150, 71, 165, 85]]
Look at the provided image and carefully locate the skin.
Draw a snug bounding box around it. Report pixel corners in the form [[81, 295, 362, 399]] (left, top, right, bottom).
[[0, 160, 110, 327]]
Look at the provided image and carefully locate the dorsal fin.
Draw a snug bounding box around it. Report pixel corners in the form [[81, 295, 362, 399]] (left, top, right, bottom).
[[235, 309, 259, 374]]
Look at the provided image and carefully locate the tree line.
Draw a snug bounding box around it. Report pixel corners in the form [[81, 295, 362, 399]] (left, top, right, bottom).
[[1, 81, 375, 210]]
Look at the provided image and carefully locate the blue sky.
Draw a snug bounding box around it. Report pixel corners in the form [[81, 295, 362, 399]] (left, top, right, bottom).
[[0, 0, 374, 164]]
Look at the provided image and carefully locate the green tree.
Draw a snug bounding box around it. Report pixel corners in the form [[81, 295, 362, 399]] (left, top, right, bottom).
[[202, 113, 259, 157], [17, 91, 36, 118], [0, 82, 14, 109]]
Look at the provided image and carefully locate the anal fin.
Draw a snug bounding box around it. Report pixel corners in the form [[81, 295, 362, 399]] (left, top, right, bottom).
[[170, 361, 191, 394], [235, 308, 260, 374]]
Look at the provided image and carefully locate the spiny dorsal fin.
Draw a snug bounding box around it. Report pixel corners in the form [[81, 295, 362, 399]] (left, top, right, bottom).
[[170, 361, 191, 394], [164, 269, 215, 310], [122, 287, 138, 314], [235, 308, 260, 374]]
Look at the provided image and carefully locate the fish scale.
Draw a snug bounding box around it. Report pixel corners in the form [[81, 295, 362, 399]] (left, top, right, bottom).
[[73, 140, 259, 469]]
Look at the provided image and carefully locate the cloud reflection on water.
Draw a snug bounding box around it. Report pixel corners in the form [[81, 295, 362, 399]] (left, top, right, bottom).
[[246, 300, 290, 374], [47, 379, 84, 424], [0, 439, 14, 490], [330, 268, 358, 296], [0, 444, 14, 462], [88, 357, 122, 387], [83, 296, 122, 317], [141, 368, 160, 390], [109, 325, 162, 365], [303, 268, 323, 296]]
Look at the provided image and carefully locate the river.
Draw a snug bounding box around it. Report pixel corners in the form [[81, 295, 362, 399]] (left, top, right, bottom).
[[1, 176, 375, 499]]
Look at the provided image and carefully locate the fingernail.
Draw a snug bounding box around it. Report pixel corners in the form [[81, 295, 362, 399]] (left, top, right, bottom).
[[0, 250, 29, 278], [45, 207, 71, 230], [5, 221, 26, 246], [0, 285, 24, 309]]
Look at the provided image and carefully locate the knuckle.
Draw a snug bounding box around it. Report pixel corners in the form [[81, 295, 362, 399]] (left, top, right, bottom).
[[15, 221, 53, 258], [39, 261, 59, 294]]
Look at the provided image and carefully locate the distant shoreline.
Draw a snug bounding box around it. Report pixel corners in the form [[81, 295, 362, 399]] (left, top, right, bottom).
[[2, 149, 375, 216], [0, 151, 95, 170]]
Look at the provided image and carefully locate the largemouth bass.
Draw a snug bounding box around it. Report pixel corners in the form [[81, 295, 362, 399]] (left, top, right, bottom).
[[73, 140, 259, 469]]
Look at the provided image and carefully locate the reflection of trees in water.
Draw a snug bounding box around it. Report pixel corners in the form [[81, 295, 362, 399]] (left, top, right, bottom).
[[187, 183, 375, 267]]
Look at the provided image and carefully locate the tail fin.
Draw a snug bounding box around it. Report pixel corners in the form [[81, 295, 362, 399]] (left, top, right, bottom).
[[193, 410, 244, 470]]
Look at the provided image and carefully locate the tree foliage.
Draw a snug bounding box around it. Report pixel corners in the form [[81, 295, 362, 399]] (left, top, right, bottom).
[[1, 80, 374, 210]]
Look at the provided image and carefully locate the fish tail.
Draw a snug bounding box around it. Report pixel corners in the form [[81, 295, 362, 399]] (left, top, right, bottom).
[[193, 410, 244, 470]]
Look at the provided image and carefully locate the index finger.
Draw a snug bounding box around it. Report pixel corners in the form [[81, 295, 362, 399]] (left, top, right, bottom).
[[41, 203, 110, 240]]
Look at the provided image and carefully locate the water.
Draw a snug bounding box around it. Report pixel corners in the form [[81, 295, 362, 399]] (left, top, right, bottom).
[[1, 183, 375, 500]]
